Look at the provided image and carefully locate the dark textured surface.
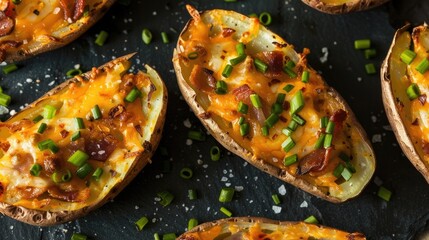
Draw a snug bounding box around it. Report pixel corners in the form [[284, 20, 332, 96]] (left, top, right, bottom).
[[0, 0, 428, 239]]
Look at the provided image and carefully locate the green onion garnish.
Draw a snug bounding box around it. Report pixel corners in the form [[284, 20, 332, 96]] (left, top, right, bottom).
[[250, 94, 262, 108], [62, 169, 72, 182], [51, 172, 62, 183], [37, 139, 58, 153], [276, 93, 286, 104], [261, 125, 269, 136], [91, 105, 102, 120], [258, 12, 272, 26], [290, 90, 304, 115], [95, 30, 108, 46], [282, 137, 295, 152], [265, 113, 279, 128], [210, 146, 221, 161], [37, 123, 47, 134], [304, 215, 319, 224], [323, 133, 333, 148], [283, 66, 297, 78], [219, 187, 235, 202], [32, 115, 43, 123], [271, 102, 283, 114], [66, 68, 82, 78], [272, 194, 281, 205], [92, 167, 103, 180], [220, 207, 233, 217], [282, 128, 293, 136], [162, 233, 177, 240], [187, 52, 198, 60], [284, 154, 298, 166], [71, 131, 81, 141], [400, 49, 416, 65], [288, 120, 298, 131], [333, 164, 344, 178], [406, 83, 420, 100], [188, 130, 206, 141], [2, 64, 18, 74], [157, 191, 174, 207], [254, 58, 268, 73], [142, 28, 152, 45], [125, 87, 142, 103], [230, 54, 246, 66], [43, 105, 57, 119], [12, 0, 22, 5], [188, 189, 197, 200], [215, 80, 228, 94], [222, 64, 233, 78], [240, 123, 249, 136], [339, 152, 350, 162], [364, 48, 377, 59], [377, 186, 392, 201], [68, 150, 89, 167], [301, 70, 310, 83], [30, 164, 42, 177], [154, 233, 161, 240], [75, 117, 85, 129], [238, 116, 245, 125], [48, 143, 59, 153], [180, 167, 193, 179], [416, 58, 429, 74], [354, 39, 371, 50], [285, 61, 296, 69], [283, 84, 294, 92], [236, 43, 245, 55], [161, 32, 169, 44], [76, 163, 93, 179], [188, 218, 198, 230], [365, 63, 376, 75], [237, 101, 248, 114], [314, 133, 326, 149], [325, 121, 335, 134], [71, 233, 87, 240], [341, 167, 353, 181], [320, 116, 328, 128], [292, 114, 306, 126], [135, 216, 149, 231]]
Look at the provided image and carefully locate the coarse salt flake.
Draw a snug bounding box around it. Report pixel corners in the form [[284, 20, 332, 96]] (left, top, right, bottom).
[[272, 205, 282, 214], [300, 201, 308, 208], [278, 185, 286, 195]]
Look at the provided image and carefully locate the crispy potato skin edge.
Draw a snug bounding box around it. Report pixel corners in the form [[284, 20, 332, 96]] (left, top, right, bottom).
[[301, 0, 389, 14]]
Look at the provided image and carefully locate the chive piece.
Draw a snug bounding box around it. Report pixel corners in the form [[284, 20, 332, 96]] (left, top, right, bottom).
[[2, 64, 18, 74], [91, 105, 102, 120], [283, 66, 297, 78], [250, 94, 262, 108], [215, 80, 228, 94], [301, 70, 310, 83], [157, 191, 174, 207], [210, 146, 221, 161], [43, 105, 57, 119], [62, 169, 72, 182], [283, 84, 294, 92], [30, 164, 42, 176], [240, 123, 249, 136], [92, 167, 103, 180], [320, 116, 328, 128], [265, 113, 279, 128], [188, 218, 198, 230], [135, 216, 149, 231], [314, 133, 326, 149], [220, 207, 233, 217], [95, 30, 108, 46], [271, 102, 283, 114], [288, 120, 298, 131], [161, 32, 169, 44], [236, 43, 245, 55], [0, 86, 2, 93], [154, 233, 161, 240], [341, 167, 353, 181], [259, 12, 272, 26], [339, 152, 350, 162], [37, 123, 47, 134], [71, 233, 87, 240], [48, 142, 60, 154], [292, 114, 306, 126], [237, 101, 248, 114], [68, 150, 89, 167], [345, 161, 356, 173], [400, 49, 416, 65], [416, 58, 429, 74], [238, 116, 245, 125], [261, 125, 269, 136], [365, 63, 376, 75], [125, 87, 142, 103], [406, 83, 420, 100], [284, 154, 298, 166], [285, 61, 296, 69], [180, 167, 193, 179], [323, 133, 333, 148], [282, 137, 295, 152], [230, 54, 246, 66], [188, 189, 197, 200], [325, 121, 335, 134], [142, 28, 152, 45], [276, 93, 286, 104], [66, 68, 82, 78], [32, 115, 43, 123], [187, 52, 198, 60], [272, 194, 281, 205], [282, 127, 293, 136], [222, 64, 233, 78], [71, 131, 81, 141], [304, 215, 319, 224], [37, 139, 58, 153], [333, 164, 345, 178], [377, 186, 392, 201], [290, 90, 304, 115], [162, 233, 177, 240], [12, 0, 22, 5], [219, 187, 235, 202], [254, 58, 268, 73], [354, 39, 371, 50], [364, 48, 377, 59], [75, 117, 85, 129], [76, 163, 93, 179], [51, 172, 62, 183], [188, 130, 206, 141]]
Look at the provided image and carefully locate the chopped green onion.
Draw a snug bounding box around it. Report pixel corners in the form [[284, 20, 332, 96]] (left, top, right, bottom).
[[71, 131, 81, 141], [220, 207, 232, 217], [285, 61, 296, 69], [377, 186, 392, 201], [12, 0, 22, 5], [301, 70, 310, 83], [91, 105, 102, 120], [282, 137, 295, 152], [219, 187, 235, 202], [157, 191, 174, 207], [188, 130, 206, 141], [254, 58, 268, 73], [258, 12, 272, 26], [68, 150, 89, 167], [222, 64, 233, 78], [325, 121, 335, 134], [48, 142, 59, 153], [400, 49, 416, 65], [290, 90, 304, 115], [333, 164, 345, 178], [238, 116, 245, 125], [323, 133, 333, 148], [51, 172, 62, 183], [237, 101, 248, 114], [282, 127, 293, 136], [320, 117, 328, 128], [188, 218, 198, 230], [345, 161, 356, 173], [364, 48, 377, 59], [271, 102, 283, 114], [261, 125, 269, 136], [37, 123, 47, 134], [161, 32, 169, 44], [276, 93, 286, 104], [71, 233, 87, 240], [339, 152, 351, 162], [284, 154, 298, 166], [416, 58, 429, 74], [2, 64, 18, 74], [283, 84, 294, 92], [142, 28, 152, 45], [180, 167, 193, 179], [283, 66, 297, 78], [95, 30, 108, 46], [240, 123, 249, 136], [32, 115, 43, 123], [272, 194, 281, 205], [365, 63, 376, 75], [30, 164, 42, 176], [66, 68, 82, 78], [187, 52, 198, 60], [154, 233, 161, 240], [188, 189, 197, 200], [92, 167, 103, 180], [162, 233, 177, 240], [230, 54, 246, 66], [341, 167, 353, 181], [288, 120, 298, 131], [236, 43, 245, 55], [38, 139, 59, 153], [314, 133, 326, 149], [135, 216, 149, 231], [0, 86, 2, 93], [76, 163, 93, 179], [354, 39, 371, 50], [75, 117, 85, 129], [292, 114, 306, 126], [250, 94, 262, 108], [210, 146, 221, 161], [304, 215, 319, 224], [406, 83, 420, 100], [215, 80, 228, 94], [125, 87, 142, 103], [61, 169, 72, 182], [265, 113, 279, 128], [43, 105, 57, 119]]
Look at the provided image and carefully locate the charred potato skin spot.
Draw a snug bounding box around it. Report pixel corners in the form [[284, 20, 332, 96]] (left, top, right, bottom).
[[301, 0, 389, 14]]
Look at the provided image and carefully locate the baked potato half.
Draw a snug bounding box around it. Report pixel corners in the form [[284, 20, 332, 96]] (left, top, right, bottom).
[[301, 0, 389, 14], [173, 6, 375, 202], [381, 24, 429, 182], [0, 54, 168, 226], [0, 0, 116, 62], [178, 217, 366, 240]]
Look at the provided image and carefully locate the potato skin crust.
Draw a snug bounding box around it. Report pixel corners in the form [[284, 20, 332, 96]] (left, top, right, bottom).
[[301, 0, 389, 14]]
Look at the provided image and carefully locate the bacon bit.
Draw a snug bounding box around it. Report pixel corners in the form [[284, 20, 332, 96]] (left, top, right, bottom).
[[279, 116, 287, 122], [272, 42, 288, 48], [422, 141, 429, 155], [109, 104, 126, 119], [0, 11, 14, 37], [412, 118, 419, 126], [147, 83, 157, 102], [199, 112, 211, 119], [190, 45, 207, 58], [330, 109, 347, 135], [47, 187, 90, 202], [0, 141, 10, 152], [419, 94, 427, 105], [222, 28, 236, 38], [259, 51, 284, 78], [189, 65, 216, 93], [15, 187, 46, 199], [43, 156, 59, 174], [73, 0, 85, 21], [282, 101, 290, 111], [85, 133, 117, 162], [134, 125, 143, 137], [232, 84, 255, 105], [109, 169, 117, 177], [298, 148, 332, 175], [60, 0, 86, 22], [272, 133, 278, 140], [60, 130, 69, 138], [315, 88, 323, 94], [268, 79, 281, 87]]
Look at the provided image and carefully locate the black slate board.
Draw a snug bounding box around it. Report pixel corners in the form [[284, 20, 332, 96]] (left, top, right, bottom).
[[0, 0, 428, 239]]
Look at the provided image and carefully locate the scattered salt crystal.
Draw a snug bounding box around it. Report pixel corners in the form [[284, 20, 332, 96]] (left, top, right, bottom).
[[197, 159, 203, 165], [272, 205, 282, 214], [235, 186, 244, 192], [371, 116, 377, 123], [48, 81, 55, 86], [319, 47, 329, 63], [202, 164, 208, 169], [383, 125, 393, 131], [225, 183, 231, 187], [357, 77, 362, 82], [278, 185, 286, 195], [300, 201, 308, 208], [372, 134, 382, 143], [221, 177, 228, 182], [74, 64, 80, 69], [9, 226, 13, 230], [183, 118, 191, 128], [9, 110, 16, 116], [135, 206, 139, 210], [374, 176, 383, 186], [186, 139, 192, 145], [0, 106, 9, 115]]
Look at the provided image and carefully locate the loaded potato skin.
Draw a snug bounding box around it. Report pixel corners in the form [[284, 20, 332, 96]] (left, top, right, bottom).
[[301, 0, 389, 14]]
